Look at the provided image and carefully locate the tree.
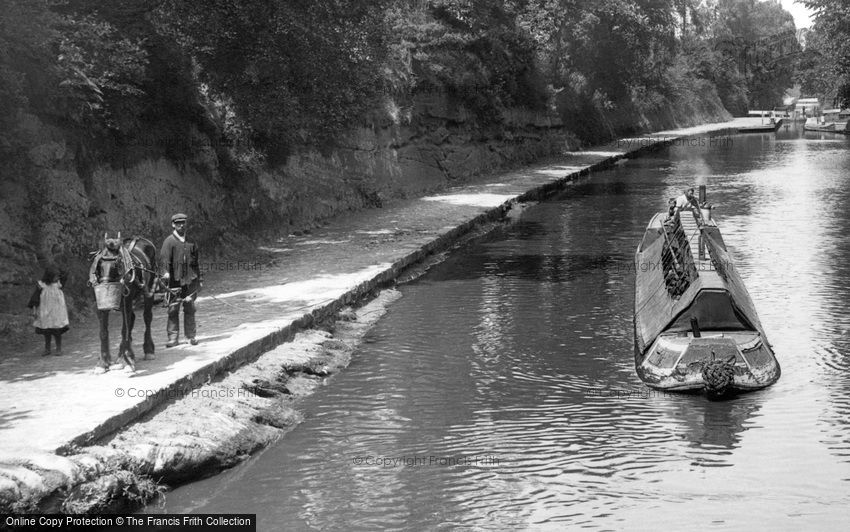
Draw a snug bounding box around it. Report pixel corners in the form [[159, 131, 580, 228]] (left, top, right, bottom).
[[802, 0, 850, 107], [155, 0, 390, 160], [521, 0, 677, 103], [0, 0, 59, 152], [710, 0, 799, 110], [384, 0, 548, 120], [0, 0, 148, 155]]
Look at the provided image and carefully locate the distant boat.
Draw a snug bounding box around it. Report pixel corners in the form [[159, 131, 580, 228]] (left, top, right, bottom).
[[633, 199, 780, 396], [804, 117, 837, 132], [737, 118, 782, 133], [822, 109, 850, 133]]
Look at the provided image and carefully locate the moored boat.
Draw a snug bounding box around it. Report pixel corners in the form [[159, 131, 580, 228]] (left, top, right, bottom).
[[822, 109, 850, 132], [633, 192, 780, 396], [737, 117, 782, 133], [804, 117, 837, 132]]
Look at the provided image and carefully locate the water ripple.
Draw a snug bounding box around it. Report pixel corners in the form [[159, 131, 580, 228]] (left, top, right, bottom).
[[150, 133, 850, 530]]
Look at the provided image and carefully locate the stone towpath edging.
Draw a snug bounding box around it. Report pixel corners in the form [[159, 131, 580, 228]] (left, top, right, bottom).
[[0, 119, 747, 510]]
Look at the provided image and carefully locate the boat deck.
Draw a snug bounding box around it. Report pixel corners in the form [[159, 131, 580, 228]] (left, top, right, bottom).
[[679, 211, 715, 271]]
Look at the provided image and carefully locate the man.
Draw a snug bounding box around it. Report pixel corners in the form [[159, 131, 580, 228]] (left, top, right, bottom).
[[674, 188, 698, 212], [160, 213, 202, 347]]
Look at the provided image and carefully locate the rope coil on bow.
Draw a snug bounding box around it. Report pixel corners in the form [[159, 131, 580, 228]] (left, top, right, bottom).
[[702, 351, 736, 398]]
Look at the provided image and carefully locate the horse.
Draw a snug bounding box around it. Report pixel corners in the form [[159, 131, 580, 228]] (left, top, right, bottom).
[[89, 232, 158, 373]]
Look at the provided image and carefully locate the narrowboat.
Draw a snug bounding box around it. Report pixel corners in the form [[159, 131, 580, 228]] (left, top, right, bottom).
[[633, 194, 780, 396]]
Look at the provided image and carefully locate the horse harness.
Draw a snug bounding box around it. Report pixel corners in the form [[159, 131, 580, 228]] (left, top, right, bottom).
[[89, 237, 194, 307], [90, 238, 151, 293]]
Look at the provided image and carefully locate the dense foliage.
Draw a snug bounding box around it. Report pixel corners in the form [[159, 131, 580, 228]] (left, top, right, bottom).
[[155, 0, 390, 161], [386, 1, 549, 118], [0, 1, 146, 153], [713, 0, 799, 110], [0, 0, 809, 165], [799, 0, 850, 107]]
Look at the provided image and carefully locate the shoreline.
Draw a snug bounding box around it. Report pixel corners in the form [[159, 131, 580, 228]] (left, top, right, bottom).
[[0, 121, 745, 513]]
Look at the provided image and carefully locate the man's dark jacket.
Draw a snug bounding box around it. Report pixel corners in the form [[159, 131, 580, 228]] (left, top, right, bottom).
[[160, 234, 201, 287]]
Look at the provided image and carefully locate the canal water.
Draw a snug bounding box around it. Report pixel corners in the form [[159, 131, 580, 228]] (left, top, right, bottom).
[[150, 127, 850, 530]]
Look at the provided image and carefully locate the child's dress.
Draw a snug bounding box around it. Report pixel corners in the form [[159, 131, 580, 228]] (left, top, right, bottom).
[[33, 280, 69, 334]]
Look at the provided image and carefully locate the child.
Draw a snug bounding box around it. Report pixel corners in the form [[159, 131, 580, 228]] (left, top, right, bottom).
[[28, 265, 70, 356]]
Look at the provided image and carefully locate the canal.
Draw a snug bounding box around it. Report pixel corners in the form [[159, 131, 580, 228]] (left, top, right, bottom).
[[150, 128, 850, 529]]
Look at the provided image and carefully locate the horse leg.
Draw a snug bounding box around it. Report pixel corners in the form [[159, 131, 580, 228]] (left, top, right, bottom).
[[119, 296, 136, 372], [142, 293, 155, 359], [97, 310, 112, 371]]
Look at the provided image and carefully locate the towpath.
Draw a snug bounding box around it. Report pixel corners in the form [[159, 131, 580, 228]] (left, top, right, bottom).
[[0, 119, 748, 486]]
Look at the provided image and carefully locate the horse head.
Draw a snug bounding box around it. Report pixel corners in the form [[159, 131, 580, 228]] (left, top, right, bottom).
[[95, 232, 125, 283], [104, 231, 122, 253]]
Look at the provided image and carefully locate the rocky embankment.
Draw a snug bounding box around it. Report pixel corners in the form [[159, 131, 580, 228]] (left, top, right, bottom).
[[1, 290, 402, 513]]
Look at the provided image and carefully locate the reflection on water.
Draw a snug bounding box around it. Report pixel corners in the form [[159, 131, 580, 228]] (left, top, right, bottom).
[[150, 130, 850, 529]]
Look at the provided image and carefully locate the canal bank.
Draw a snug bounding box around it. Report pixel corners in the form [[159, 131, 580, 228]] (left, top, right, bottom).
[[0, 119, 746, 512]]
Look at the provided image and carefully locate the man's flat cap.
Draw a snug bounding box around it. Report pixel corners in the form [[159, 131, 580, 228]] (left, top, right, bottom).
[[171, 213, 188, 223]]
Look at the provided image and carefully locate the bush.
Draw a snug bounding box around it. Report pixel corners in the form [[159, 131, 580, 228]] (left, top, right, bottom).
[[386, 1, 549, 121]]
